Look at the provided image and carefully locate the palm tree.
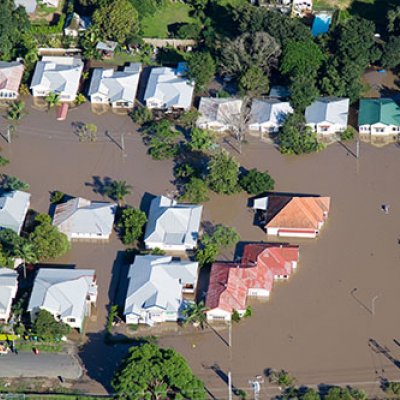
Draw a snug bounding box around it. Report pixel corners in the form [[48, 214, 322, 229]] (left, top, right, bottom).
[[45, 92, 61, 109], [106, 180, 132, 207], [15, 242, 37, 279], [7, 101, 26, 121], [74, 93, 86, 106], [2, 176, 30, 191], [182, 301, 209, 329]]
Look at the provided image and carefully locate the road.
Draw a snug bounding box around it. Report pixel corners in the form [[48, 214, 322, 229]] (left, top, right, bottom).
[[0, 352, 82, 379]]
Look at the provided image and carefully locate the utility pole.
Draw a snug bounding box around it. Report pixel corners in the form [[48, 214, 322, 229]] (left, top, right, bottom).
[[228, 321, 233, 400], [356, 138, 360, 159], [371, 295, 379, 316], [7, 125, 15, 144]]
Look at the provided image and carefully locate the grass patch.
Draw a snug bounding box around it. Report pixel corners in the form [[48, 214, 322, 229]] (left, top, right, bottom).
[[103, 52, 142, 66], [141, 1, 196, 38], [15, 342, 63, 353]]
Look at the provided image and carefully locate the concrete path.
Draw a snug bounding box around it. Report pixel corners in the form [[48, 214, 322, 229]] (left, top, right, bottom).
[[0, 352, 82, 379]]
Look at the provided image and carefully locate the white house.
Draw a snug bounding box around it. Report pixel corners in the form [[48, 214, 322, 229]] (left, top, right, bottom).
[[144, 196, 203, 251], [0, 269, 18, 323], [30, 56, 84, 102], [64, 13, 90, 37], [248, 98, 293, 133], [305, 97, 349, 135], [88, 63, 142, 108], [358, 98, 400, 136], [0, 190, 31, 235], [124, 255, 198, 325], [196, 97, 242, 132], [0, 62, 24, 101], [144, 67, 194, 110], [14, 0, 37, 13], [52, 197, 117, 241], [28, 268, 97, 330]]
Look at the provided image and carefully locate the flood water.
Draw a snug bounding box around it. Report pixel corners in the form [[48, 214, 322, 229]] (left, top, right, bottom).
[[1, 101, 400, 395]]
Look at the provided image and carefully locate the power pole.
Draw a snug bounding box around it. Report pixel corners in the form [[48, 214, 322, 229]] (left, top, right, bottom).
[[228, 321, 233, 400], [7, 125, 15, 144], [356, 138, 360, 159]]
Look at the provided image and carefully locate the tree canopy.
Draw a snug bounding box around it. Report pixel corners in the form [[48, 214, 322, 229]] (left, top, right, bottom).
[[239, 168, 275, 195], [112, 343, 207, 400], [186, 51, 216, 92], [33, 309, 71, 340], [207, 151, 240, 194], [117, 207, 147, 245]]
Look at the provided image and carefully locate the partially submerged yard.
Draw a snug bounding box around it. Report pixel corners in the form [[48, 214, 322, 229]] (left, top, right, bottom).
[[1, 101, 400, 397]]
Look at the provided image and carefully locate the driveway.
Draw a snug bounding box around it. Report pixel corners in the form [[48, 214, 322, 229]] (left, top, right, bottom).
[[0, 352, 82, 379]]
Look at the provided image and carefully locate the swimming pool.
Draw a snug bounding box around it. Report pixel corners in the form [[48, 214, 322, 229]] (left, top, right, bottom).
[[312, 13, 332, 37]]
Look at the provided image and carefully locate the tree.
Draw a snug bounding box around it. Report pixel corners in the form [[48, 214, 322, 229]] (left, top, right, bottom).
[[1, 175, 30, 191], [181, 177, 209, 203], [92, 0, 139, 43], [0, 156, 9, 167], [45, 92, 60, 109], [195, 243, 219, 267], [7, 101, 26, 121], [202, 225, 240, 249], [15, 241, 37, 279], [387, 6, 400, 35], [238, 65, 269, 96], [112, 343, 207, 400], [381, 36, 400, 69], [74, 93, 86, 106], [207, 151, 240, 194], [289, 73, 319, 112], [145, 120, 180, 160], [78, 123, 98, 142], [28, 214, 71, 261], [178, 108, 200, 129], [117, 207, 147, 245], [33, 309, 71, 340], [182, 301, 208, 329], [130, 107, 153, 126], [188, 128, 215, 151], [278, 113, 322, 155], [105, 180, 132, 206], [186, 51, 216, 92], [220, 32, 280, 79], [239, 168, 275, 195], [269, 369, 295, 388], [50, 191, 65, 204]]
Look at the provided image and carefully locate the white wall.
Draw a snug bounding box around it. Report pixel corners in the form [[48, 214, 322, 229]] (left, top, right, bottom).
[[0, 90, 19, 100], [359, 123, 400, 136], [206, 308, 232, 322], [70, 232, 110, 240]]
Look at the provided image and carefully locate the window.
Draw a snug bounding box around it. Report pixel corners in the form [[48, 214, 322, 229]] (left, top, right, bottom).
[[67, 317, 76, 323], [211, 316, 226, 321]]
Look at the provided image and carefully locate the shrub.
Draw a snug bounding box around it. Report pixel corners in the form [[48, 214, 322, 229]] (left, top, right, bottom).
[[50, 190, 65, 204], [117, 207, 147, 245], [181, 177, 209, 203], [239, 169, 275, 195], [340, 127, 356, 141], [231, 310, 241, 322]]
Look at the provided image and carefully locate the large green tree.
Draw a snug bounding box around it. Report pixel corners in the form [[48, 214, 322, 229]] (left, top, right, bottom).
[[33, 309, 71, 340], [117, 207, 147, 245], [207, 151, 240, 194], [106, 180, 133, 206], [92, 0, 139, 43], [239, 168, 275, 195], [28, 214, 70, 261], [186, 51, 216, 92], [381, 36, 400, 69], [112, 343, 207, 400], [238, 65, 270, 96]]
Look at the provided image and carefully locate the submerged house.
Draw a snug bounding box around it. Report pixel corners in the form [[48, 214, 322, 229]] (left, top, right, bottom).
[[206, 243, 299, 321], [0, 190, 31, 235], [124, 255, 198, 325], [0, 62, 24, 100]]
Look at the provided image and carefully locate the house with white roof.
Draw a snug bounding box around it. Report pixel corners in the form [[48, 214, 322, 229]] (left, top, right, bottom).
[[144, 67, 194, 111], [305, 97, 349, 135], [196, 97, 242, 133], [14, 0, 37, 13], [52, 197, 117, 241], [0, 269, 18, 323], [124, 255, 198, 325], [0, 62, 24, 100], [0, 190, 31, 235], [88, 63, 142, 108], [144, 196, 203, 251], [248, 98, 293, 133], [30, 56, 84, 102], [28, 268, 97, 330], [64, 13, 91, 37]]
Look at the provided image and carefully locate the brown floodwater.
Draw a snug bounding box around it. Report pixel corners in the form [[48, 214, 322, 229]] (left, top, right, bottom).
[[1, 101, 400, 396]]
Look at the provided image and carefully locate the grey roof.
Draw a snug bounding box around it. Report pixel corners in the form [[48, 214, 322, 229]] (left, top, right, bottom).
[[96, 41, 117, 52], [144, 196, 202, 248], [144, 67, 194, 109], [0, 190, 30, 234], [249, 98, 293, 126], [31, 56, 84, 97], [88, 63, 142, 103], [197, 97, 242, 127], [305, 97, 349, 126], [28, 268, 96, 321], [52, 197, 117, 239], [0, 268, 18, 316], [269, 86, 290, 98], [14, 0, 37, 13], [124, 255, 198, 317]]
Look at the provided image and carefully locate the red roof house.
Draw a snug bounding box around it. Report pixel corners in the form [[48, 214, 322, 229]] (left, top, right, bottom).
[[205, 244, 299, 321]]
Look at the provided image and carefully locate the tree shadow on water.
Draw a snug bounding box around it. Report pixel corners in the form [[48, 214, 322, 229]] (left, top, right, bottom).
[[85, 176, 113, 197]]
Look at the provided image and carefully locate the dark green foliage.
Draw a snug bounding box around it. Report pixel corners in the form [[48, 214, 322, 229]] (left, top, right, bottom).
[[28, 214, 71, 261], [278, 113, 322, 155], [239, 65, 269, 96], [239, 168, 275, 195], [130, 107, 153, 126], [202, 225, 240, 249], [1, 176, 30, 191], [145, 120, 180, 160], [340, 127, 355, 141], [105, 180, 132, 206], [231, 310, 241, 322], [181, 177, 209, 203], [112, 343, 207, 400], [178, 108, 201, 129], [117, 207, 147, 245], [289, 73, 320, 112], [195, 243, 218, 267], [243, 305, 252, 318], [188, 128, 215, 151], [383, 381, 400, 395], [92, 0, 139, 43], [50, 191, 65, 204], [381, 36, 400, 69], [106, 305, 119, 333], [207, 151, 240, 194], [33, 309, 71, 340], [176, 23, 202, 40], [7, 101, 26, 121], [182, 301, 208, 329], [187, 51, 216, 92], [130, 0, 164, 18]]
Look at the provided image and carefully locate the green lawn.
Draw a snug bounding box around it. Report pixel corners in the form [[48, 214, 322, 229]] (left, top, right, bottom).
[[141, 1, 196, 38]]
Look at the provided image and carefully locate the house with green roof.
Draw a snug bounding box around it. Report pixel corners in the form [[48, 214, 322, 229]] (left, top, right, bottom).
[[358, 98, 400, 136]]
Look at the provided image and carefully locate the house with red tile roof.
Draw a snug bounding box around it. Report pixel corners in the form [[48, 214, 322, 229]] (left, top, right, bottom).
[[0, 62, 24, 100], [205, 243, 299, 322], [255, 195, 330, 238]]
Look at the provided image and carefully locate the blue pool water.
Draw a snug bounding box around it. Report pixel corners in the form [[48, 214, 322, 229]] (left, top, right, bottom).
[[312, 13, 332, 37]]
